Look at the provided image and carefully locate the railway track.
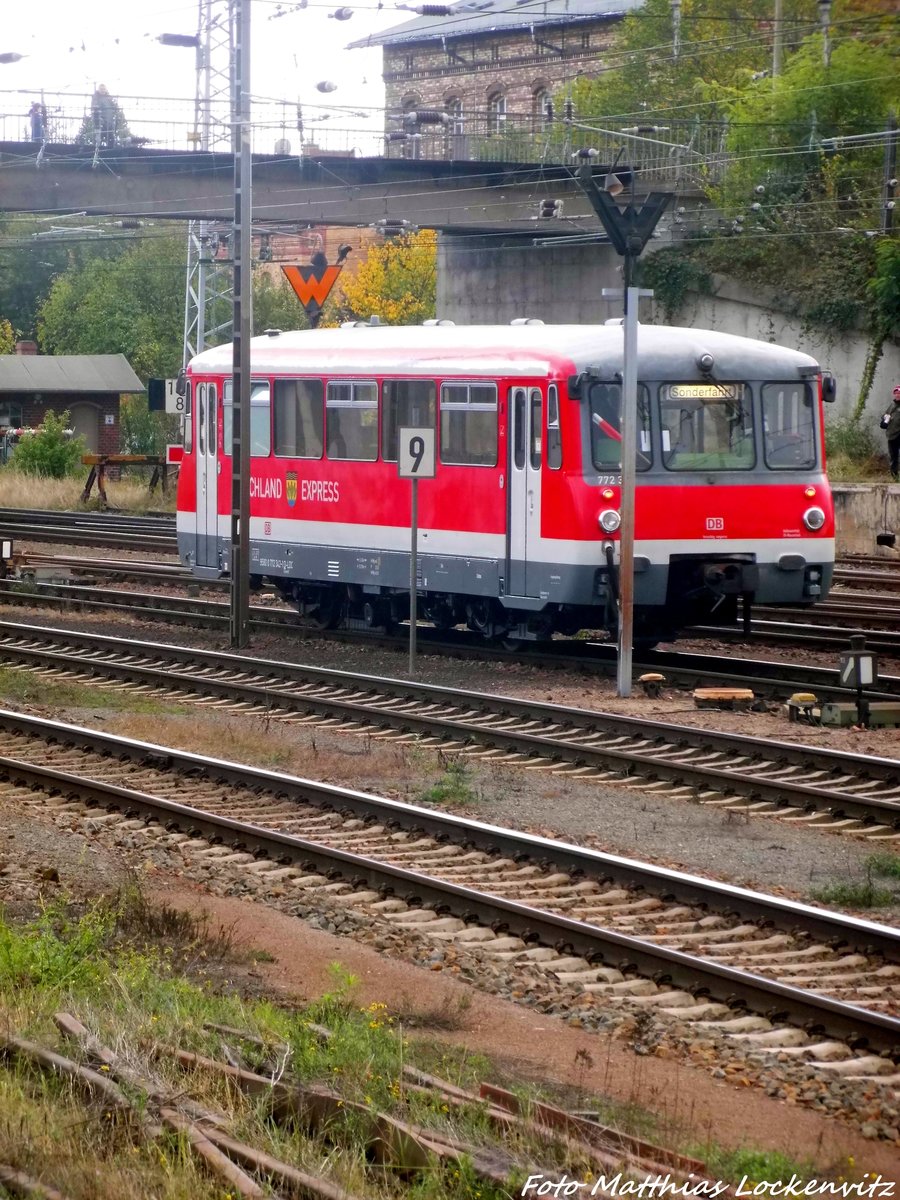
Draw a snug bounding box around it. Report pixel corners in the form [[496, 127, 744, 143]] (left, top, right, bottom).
[[0, 508, 177, 553], [0, 619, 898, 840], [4, 531, 898, 662], [1, 705, 898, 1074], [1, 573, 899, 703]]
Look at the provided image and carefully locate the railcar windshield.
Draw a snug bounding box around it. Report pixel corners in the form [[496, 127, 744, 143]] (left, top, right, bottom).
[[588, 383, 651, 473], [762, 382, 817, 469], [660, 383, 754, 470]]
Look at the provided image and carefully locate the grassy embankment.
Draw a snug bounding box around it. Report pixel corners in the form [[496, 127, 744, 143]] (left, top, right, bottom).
[[0, 469, 176, 514], [0, 887, 830, 1200]]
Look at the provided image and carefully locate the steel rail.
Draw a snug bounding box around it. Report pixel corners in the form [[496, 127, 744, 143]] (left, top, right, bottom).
[[0, 743, 897, 1055], [0, 621, 898, 834], [0, 703, 895, 955], [689, 620, 900, 656], [1, 578, 899, 706]]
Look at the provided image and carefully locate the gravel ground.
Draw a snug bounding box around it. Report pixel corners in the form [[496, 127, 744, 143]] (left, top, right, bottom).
[[0, 599, 897, 926], [3, 803, 899, 1172]]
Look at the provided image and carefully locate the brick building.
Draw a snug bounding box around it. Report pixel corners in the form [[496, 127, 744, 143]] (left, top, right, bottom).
[[351, 0, 643, 159], [0, 344, 143, 460]]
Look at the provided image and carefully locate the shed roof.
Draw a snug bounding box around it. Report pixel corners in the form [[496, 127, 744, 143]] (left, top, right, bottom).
[[0, 355, 144, 395], [348, 0, 641, 48]]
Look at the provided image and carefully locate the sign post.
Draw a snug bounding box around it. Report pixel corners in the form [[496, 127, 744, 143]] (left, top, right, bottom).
[[398, 427, 436, 677], [839, 634, 877, 728], [602, 286, 653, 698]]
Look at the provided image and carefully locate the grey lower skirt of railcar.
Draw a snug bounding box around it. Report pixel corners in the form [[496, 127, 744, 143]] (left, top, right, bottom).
[[180, 534, 605, 610], [179, 534, 832, 610]]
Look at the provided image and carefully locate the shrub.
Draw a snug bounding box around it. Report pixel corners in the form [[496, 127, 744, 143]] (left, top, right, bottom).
[[10, 409, 86, 478], [825, 415, 877, 461]]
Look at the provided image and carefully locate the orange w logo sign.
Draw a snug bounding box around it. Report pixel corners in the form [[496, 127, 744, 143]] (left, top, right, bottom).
[[282, 265, 343, 323]]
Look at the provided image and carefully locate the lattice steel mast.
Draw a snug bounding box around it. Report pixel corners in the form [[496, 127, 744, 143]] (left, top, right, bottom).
[[183, 0, 234, 364]]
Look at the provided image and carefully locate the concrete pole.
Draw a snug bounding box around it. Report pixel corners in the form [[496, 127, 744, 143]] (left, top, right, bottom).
[[230, 0, 252, 649], [617, 284, 640, 698], [409, 477, 418, 677], [773, 0, 784, 77]]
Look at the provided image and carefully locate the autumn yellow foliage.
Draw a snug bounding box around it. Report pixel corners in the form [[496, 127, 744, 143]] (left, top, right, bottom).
[[0, 318, 14, 355], [329, 229, 436, 326]]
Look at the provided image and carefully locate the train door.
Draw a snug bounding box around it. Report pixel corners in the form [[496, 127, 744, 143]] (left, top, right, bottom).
[[507, 385, 543, 597], [195, 382, 219, 569]]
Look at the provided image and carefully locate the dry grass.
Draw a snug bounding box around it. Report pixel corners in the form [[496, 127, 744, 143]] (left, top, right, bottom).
[[0, 468, 176, 513], [106, 710, 428, 793]]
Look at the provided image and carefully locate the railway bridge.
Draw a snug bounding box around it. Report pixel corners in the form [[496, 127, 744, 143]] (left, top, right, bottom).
[[0, 139, 709, 321]]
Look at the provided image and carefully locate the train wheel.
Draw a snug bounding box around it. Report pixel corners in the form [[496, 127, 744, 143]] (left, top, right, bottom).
[[498, 634, 525, 653], [309, 592, 342, 630]]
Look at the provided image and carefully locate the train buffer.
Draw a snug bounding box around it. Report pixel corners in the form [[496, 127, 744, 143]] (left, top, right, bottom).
[[80, 454, 175, 509]]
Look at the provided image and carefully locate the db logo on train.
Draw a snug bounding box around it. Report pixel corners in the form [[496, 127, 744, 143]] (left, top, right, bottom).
[[705, 517, 725, 531]]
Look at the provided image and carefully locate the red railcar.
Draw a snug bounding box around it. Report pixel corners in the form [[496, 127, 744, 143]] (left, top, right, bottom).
[[176, 321, 835, 645]]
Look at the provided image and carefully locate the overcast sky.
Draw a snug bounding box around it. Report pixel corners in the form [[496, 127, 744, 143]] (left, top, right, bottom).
[[1, 0, 398, 153]]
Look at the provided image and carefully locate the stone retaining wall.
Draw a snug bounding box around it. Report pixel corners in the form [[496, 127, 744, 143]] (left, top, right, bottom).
[[832, 484, 900, 555]]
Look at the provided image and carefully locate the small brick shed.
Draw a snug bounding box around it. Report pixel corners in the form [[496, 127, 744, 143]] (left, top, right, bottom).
[[0, 343, 144, 456]]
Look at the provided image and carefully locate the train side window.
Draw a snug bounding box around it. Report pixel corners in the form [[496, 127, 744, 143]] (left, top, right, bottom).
[[274, 378, 324, 458], [326, 381, 378, 461], [512, 388, 526, 470], [222, 380, 232, 450], [221, 382, 270, 457], [197, 383, 206, 456], [250, 382, 271, 457], [529, 388, 542, 470], [382, 380, 436, 462], [440, 382, 498, 466], [207, 384, 217, 458], [547, 384, 562, 470], [762, 382, 816, 469], [183, 383, 192, 454]]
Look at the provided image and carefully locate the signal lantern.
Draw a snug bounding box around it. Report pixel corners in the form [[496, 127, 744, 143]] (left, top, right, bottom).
[[538, 199, 563, 218]]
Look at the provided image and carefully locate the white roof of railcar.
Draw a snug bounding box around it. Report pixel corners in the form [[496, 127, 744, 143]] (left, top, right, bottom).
[[188, 324, 820, 380]]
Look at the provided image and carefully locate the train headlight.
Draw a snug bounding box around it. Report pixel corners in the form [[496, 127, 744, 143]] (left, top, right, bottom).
[[802, 506, 826, 531], [598, 509, 621, 533]]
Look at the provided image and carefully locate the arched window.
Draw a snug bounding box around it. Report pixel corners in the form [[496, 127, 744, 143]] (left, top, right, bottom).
[[445, 96, 464, 136], [533, 89, 551, 131], [487, 91, 506, 136]]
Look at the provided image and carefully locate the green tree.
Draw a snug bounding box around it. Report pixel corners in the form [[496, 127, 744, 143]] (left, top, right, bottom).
[[716, 38, 899, 217], [38, 231, 186, 379], [75, 87, 133, 148], [253, 272, 310, 334], [570, 0, 818, 127], [328, 231, 437, 326], [11, 410, 85, 478], [0, 215, 125, 339]]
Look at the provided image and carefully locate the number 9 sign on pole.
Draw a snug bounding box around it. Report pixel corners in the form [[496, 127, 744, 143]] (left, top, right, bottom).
[[399, 428, 436, 676]]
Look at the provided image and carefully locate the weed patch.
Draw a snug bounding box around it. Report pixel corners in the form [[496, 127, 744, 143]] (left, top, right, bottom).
[[809, 879, 893, 908], [866, 851, 900, 880], [418, 759, 481, 807]]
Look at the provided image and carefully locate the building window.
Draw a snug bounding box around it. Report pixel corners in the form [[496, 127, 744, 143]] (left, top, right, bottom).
[[581, 31, 591, 48], [0, 403, 23, 429], [533, 89, 551, 131], [445, 97, 464, 135], [405, 54, 414, 70], [488, 92, 507, 135], [491, 44, 500, 61]]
